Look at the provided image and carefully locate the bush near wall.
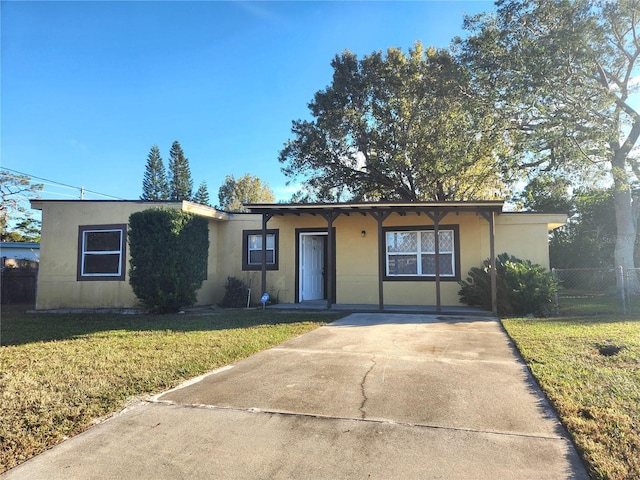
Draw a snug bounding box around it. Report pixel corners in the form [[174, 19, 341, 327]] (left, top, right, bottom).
[[458, 253, 558, 316], [221, 276, 249, 308], [128, 208, 209, 313]]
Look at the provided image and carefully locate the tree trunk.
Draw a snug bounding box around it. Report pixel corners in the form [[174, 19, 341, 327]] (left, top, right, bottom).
[[613, 186, 639, 293]]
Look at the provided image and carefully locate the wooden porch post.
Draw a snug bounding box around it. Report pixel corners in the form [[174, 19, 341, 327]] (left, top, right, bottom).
[[260, 213, 273, 299], [426, 211, 447, 313], [480, 211, 498, 316], [321, 211, 341, 309], [488, 211, 497, 316], [370, 210, 391, 310], [434, 219, 441, 313]]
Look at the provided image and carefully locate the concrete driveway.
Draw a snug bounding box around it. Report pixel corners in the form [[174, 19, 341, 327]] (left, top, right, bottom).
[[2, 313, 588, 479]]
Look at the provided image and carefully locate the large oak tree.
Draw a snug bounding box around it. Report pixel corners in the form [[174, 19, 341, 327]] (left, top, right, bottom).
[[459, 0, 640, 279], [279, 42, 515, 202]]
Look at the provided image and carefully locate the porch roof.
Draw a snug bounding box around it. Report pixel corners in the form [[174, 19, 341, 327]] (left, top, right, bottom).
[[248, 200, 503, 316], [245, 200, 504, 217]]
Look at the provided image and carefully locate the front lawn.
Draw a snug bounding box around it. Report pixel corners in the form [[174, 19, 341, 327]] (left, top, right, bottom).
[[0, 309, 345, 473], [556, 294, 625, 316], [502, 314, 640, 480]]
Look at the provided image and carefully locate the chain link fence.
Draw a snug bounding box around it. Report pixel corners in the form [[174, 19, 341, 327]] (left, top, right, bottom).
[[623, 268, 640, 314], [552, 267, 626, 315]]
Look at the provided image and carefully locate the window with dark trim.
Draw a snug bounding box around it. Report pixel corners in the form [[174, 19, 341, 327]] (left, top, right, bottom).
[[383, 225, 460, 281], [77, 224, 127, 281], [242, 229, 279, 271]]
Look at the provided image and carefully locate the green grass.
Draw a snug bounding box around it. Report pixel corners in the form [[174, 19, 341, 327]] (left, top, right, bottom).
[[0, 309, 346, 473], [557, 294, 625, 316], [3, 302, 638, 479], [502, 311, 640, 480]]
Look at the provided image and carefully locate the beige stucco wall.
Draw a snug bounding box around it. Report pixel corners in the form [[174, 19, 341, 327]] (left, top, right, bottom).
[[493, 213, 561, 268], [213, 215, 264, 304], [32, 201, 227, 310], [32, 200, 565, 310], [219, 211, 564, 307]]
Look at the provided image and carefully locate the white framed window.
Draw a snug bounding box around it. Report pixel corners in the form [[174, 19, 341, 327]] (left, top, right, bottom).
[[385, 228, 457, 279], [77, 224, 126, 281], [242, 229, 279, 270], [248, 233, 275, 264]]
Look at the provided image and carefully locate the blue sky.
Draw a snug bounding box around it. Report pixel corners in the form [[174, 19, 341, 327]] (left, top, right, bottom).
[[2, 0, 495, 206]]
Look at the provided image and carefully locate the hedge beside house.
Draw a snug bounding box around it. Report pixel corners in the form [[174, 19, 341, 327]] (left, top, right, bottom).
[[458, 253, 558, 316], [128, 208, 209, 313]]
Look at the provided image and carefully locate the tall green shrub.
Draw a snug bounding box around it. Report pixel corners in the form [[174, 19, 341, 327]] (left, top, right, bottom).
[[458, 253, 558, 316], [128, 208, 209, 313]]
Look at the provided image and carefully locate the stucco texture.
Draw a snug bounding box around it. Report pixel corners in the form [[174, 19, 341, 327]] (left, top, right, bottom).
[[32, 200, 565, 310]]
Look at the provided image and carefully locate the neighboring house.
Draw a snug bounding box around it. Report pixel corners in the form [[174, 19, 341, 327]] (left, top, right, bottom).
[[30, 199, 566, 313], [1, 242, 40, 269]]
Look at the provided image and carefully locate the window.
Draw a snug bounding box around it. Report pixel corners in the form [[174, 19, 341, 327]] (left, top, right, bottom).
[[242, 229, 279, 271], [77, 224, 126, 281], [384, 226, 459, 280]]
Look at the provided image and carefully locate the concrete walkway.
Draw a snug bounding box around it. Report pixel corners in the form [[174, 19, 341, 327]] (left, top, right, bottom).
[[2, 314, 588, 479]]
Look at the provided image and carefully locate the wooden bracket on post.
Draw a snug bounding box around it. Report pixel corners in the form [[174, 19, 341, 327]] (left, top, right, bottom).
[[319, 211, 342, 309], [425, 211, 448, 313], [370, 210, 392, 310], [260, 213, 274, 303], [479, 211, 498, 316]]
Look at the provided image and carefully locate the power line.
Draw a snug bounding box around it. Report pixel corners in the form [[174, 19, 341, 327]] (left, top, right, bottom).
[[1, 167, 126, 200], [41, 190, 84, 199]]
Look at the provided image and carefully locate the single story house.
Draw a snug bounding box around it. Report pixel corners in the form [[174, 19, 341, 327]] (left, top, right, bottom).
[[1, 242, 40, 269], [30, 199, 566, 314]]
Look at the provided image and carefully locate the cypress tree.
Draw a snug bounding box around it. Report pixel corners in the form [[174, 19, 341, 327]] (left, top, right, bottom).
[[168, 140, 193, 201], [141, 145, 169, 200]]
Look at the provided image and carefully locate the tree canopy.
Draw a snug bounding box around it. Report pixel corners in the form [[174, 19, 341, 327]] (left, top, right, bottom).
[[217, 174, 275, 212], [518, 175, 574, 214], [548, 188, 616, 269], [279, 42, 514, 202], [1, 169, 43, 242], [459, 0, 640, 274]]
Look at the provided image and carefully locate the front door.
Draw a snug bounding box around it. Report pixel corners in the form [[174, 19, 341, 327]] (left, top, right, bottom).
[[300, 234, 326, 301]]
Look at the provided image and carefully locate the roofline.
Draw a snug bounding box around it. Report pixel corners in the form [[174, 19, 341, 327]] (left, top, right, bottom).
[[30, 199, 183, 208], [500, 212, 568, 230], [245, 200, 505, 216], [30, 199, 187, 204], [0, 242, 40, 248], [246, 200, 505, 208], [30, 199, 230, 221], [181, 201, 230, 220]]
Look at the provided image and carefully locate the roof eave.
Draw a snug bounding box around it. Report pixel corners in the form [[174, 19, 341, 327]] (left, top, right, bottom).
[[244, 201, 505, 216]]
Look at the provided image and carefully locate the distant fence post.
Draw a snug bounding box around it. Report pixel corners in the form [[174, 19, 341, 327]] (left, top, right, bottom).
[[552, 268, 560, 316], [619, 265, 627, 314]]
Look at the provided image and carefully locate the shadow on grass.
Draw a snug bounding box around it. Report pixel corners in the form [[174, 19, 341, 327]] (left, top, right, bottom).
[[504, 295, 640, 330], [556, 294, 632, 317], [0, 309, 341, 347]]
